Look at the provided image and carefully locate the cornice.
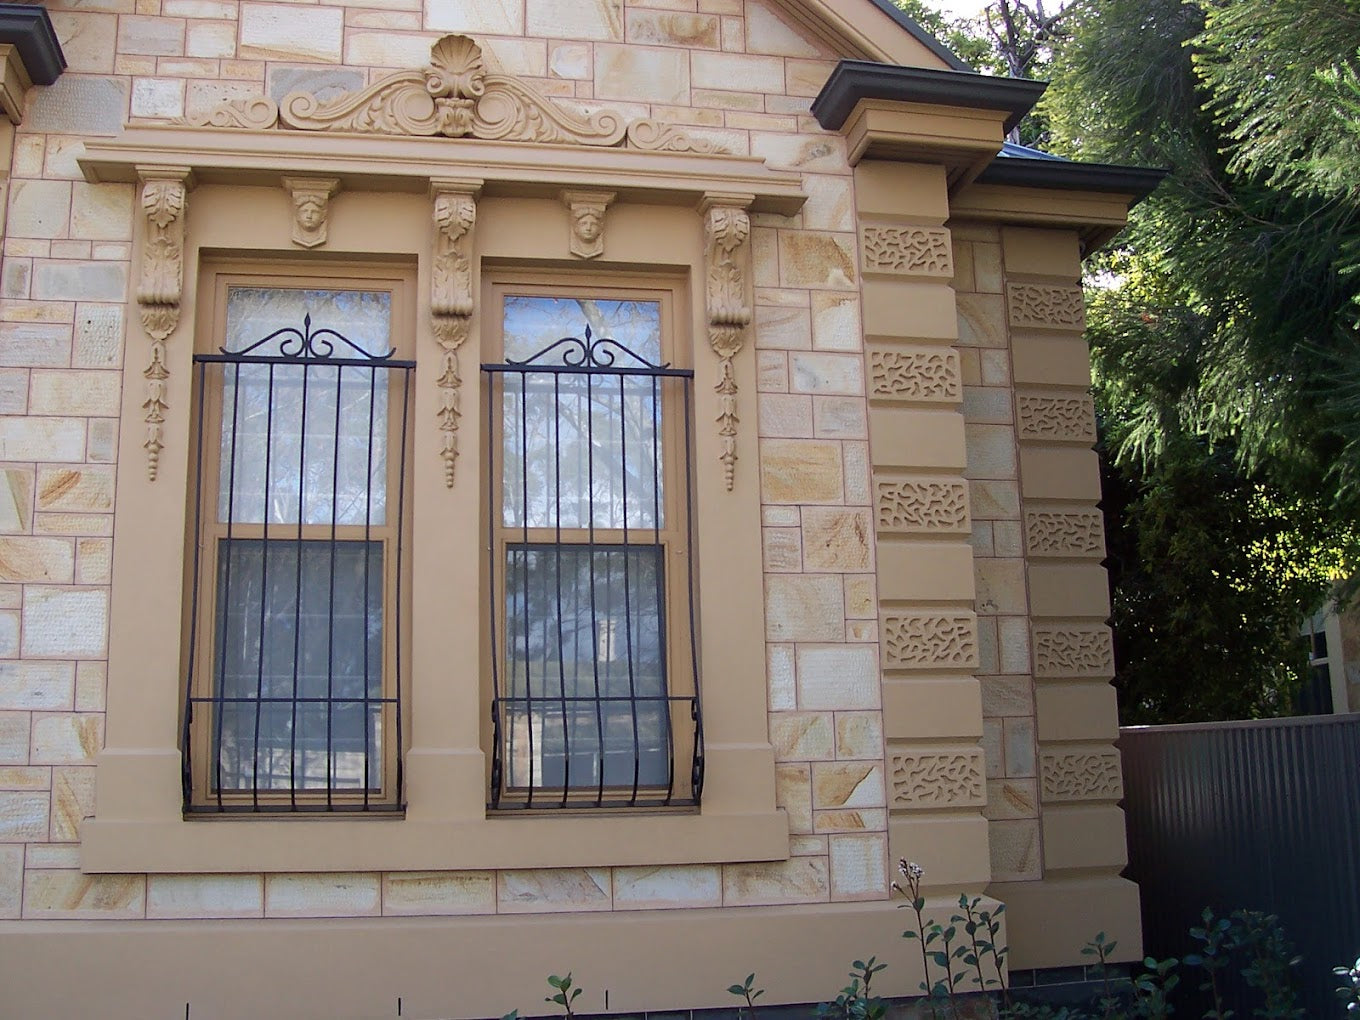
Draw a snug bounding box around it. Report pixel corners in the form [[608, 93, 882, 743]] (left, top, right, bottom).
[[77, 127, 807, 215], [812, 61, 1046, 135]]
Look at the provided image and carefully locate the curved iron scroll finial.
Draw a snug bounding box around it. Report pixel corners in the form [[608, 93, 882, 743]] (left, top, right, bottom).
[[505, 324, 668, 371], [222, 313, 397, 361]]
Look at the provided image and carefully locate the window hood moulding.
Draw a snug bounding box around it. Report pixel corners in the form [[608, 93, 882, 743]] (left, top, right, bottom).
[[77, 34, 806, 216]]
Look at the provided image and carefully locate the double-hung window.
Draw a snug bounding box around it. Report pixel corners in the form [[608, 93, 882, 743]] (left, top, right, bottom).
[[182, 266, 414, 813], [482, 280, 702, 810]]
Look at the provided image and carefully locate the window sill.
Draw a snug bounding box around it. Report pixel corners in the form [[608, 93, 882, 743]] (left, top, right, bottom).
[[80, 746, 790, 874]]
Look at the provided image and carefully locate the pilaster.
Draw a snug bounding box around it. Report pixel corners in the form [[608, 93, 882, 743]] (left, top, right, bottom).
[[854, 159, 989, 893]]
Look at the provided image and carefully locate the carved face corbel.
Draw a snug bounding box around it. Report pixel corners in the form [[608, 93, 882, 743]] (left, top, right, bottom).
[[561, 190, 615, 259], [283, 177, 340, 248], [430, 178, 482, 488], [700, 194, 754, 491]]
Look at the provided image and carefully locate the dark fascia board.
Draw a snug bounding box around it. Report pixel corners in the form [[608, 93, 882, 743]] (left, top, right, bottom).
[[812, 61, 1047, 136], [862, 0, 972, 72], [0, 4, 64, 86], [978, 156, 1168, 205]]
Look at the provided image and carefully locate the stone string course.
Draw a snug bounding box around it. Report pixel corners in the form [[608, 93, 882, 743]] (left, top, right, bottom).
[[0, 0, 897, 920]]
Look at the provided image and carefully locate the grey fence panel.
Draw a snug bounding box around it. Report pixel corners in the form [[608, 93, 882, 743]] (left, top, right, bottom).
[[1120, 715, 1360, 1017]]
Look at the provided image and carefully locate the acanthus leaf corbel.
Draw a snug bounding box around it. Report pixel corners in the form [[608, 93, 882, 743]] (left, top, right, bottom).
[[136, 165, 194, 482], [700, 193, 754, 492], [430, 178, 482, 488]]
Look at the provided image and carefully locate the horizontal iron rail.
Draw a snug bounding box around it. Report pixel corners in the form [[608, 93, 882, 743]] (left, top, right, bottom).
[[194, 352, 416, 369], [482, 361, 692, 379]]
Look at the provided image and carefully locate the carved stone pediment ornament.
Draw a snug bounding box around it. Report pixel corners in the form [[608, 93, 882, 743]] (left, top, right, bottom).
[[700, 195, 753, 492], [430, 179, 481, 487], [136, 165, 194, 482], [189, 35, 722, 155], [561, 189, 614, 259], [283, 176, 339, 248]]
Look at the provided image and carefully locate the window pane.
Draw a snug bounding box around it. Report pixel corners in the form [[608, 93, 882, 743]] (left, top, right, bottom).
[[502, 544, 670, 791], [212, 538, 383, 792], [501, 297, 664, 531], [218, 288, 391, 526]]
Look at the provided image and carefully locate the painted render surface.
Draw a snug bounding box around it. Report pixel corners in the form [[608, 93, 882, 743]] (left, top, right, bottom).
[[0, 1, 1143, 1016]]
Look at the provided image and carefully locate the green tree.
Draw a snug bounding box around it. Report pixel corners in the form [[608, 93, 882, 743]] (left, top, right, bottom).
[[1043, 0, 1360, 720]]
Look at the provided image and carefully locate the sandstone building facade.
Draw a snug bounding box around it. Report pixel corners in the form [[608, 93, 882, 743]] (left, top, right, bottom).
[[0, 2, 1160, 1015]]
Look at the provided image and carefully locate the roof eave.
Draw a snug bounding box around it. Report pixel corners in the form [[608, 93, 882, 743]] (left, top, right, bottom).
[[0, 4, 65, 86], [812, 61, 1047, 136], [979, 156, 1168, 206]]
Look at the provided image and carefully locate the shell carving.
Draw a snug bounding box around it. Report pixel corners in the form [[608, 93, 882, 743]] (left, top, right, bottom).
[[187, 35, 722, 153]]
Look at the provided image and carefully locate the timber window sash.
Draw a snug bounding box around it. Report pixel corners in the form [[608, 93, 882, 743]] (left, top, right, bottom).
[[482, 281, 703, 810], [182, 267, 414, 814]]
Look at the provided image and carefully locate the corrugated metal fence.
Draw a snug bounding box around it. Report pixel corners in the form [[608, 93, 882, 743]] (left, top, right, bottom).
[[1120, 714, 1360, 1017]]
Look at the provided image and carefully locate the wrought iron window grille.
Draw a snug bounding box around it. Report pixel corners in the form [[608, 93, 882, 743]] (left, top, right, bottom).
[[183, 311, 413, 814], [483, 323, 704, 811]]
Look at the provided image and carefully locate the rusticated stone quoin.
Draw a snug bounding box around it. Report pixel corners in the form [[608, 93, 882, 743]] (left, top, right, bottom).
[[1024, 509, 1105, 557], [860, 225, 953, 276], [1040, 750, 1123, 801], [882, 614, 979, 669], [889, 749, 985, 808], [1033, 626, 1115, 678], [1016, 393, 1097, 443], [875, 478, 969, 533], [868, 348, 960, 402], [1006, 283, 1085, 330]]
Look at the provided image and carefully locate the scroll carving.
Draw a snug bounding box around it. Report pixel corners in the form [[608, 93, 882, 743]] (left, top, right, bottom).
[[1040, 750, 1123, 802], [1025, 509, 1105, 557], [284, 176, 339, 249], [1033, 626, 1114, 678], [562, 189, 614, 260], [1017, 393, 1097, 442], [861, 225, 953, 276], [430, 181, 479, 488], [1006, 283, 1085, 329], [702, 199, 752, 491], [876, 479, 969, 533], [136, 167, 192, 482], [188, 35, 721, 154], [890, 750, 985, 807], [868, 348, 960, 401], [882, 613, 979, 669]]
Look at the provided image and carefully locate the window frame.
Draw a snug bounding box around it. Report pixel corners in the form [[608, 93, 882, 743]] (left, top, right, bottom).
[[85, 176, 789, 875], [481, 276, 701, 810], [182, 262, 416, 814]]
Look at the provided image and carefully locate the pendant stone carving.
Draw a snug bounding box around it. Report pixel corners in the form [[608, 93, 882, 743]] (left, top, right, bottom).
[[284, 176, 339, 249], [188, 35, 722, 154], [430, 179, 481, 488], [701, 195, 753, 492], [136, 166, 193, 482], [562, 189, 614, 260]]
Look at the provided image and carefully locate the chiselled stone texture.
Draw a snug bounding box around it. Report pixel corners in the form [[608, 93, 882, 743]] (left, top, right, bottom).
[[868, 348, 960, 402], [1006, 283, 1085, 330], [861, 225, 953, 277], [875, 478, 969, 534], [1016, 393, 1097, 443], [1025, 509, 1105, 557], [889, 749, 985, 808], [1040, 749, 1123, 802], [881, 613, 979, 670], [1033, 625, 1115, 679]]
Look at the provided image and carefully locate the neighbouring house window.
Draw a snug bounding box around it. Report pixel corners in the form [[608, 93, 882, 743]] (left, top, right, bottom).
[[183, 269, 414, 812], [482, 282, 702, 809]]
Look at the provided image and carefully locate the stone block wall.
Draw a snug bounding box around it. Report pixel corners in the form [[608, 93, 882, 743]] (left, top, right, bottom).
[[0, 0, 896, 922]]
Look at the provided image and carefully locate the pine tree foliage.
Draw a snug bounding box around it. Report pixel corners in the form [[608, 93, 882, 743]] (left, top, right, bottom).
[[1041, 0, 1360, 720]]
